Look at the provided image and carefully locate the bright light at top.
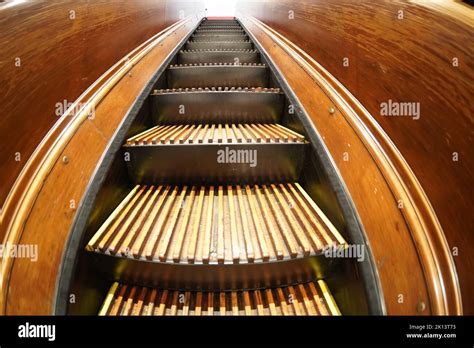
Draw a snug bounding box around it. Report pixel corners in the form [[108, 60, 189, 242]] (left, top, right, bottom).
[[203, 0, 237, 16]]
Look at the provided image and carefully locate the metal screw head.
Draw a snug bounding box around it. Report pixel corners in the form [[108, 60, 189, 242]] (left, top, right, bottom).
[[329, 107, 336, 115], [62, 156, 69, 164], [417, 300, 426, 313]]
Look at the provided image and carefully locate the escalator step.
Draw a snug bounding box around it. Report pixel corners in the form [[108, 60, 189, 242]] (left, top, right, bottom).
[[86, 183, 346, 264], [150, 87, 283, 124], [125, 123, 304, 145], [185, 41, 253, 50], [168, 63, 269, 88], [191, 34, 248, 42], [98, 280, 341, 316], [201, 21, 238, 25], [198, 25, 242, 29], [196, 28, 244, 32], [178, 49, 260, 64]]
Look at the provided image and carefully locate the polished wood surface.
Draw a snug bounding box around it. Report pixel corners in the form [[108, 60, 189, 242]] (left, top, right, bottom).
[[0, 12, 200, 314], [1, 1, 470, 316], [0, 0, 204, 213], [99, 280, 340, 315], [86, 183, 345, 264], [239, 15, 463, 315], [237, 0, 472, 314], [125, 123, 306, 145]]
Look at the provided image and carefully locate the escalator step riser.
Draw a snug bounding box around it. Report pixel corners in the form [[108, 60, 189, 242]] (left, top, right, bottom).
[[196, 28, 244, 32], [150, 89, 284, 123], [198, 25, 242, 29], [123, 143, 305, 185], [195, 26, 245, 33], [185, 41, 253, 50], [178, 50, 260, 64], [167, 64, 269, 88], [196, 31, 245, 35], [87, 183, 346, 264], [99, 280, 340, 316], [122, 123, 306, 184], [192, 34, 248, 42], [201, 20, 238, 24]]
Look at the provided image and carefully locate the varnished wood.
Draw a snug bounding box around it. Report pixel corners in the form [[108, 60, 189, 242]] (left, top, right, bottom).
[[2, 2, 469, 316], [86, 184, 346, 264], [99, 280, 340, 316], [125, 123, 305, 145], [0, 13, 201, 315], [239, 11, 466, 314], [0, 1, 204, 211]]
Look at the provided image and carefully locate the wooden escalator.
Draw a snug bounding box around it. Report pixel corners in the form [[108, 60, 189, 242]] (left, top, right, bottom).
[[65, 18, 383, 316]]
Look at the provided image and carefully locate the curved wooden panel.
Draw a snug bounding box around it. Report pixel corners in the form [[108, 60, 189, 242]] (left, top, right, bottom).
[[237, 16, 463, 315], [0, 11, 201, 314], [236, 0, 472, 314], [0, 0, 204, 215]]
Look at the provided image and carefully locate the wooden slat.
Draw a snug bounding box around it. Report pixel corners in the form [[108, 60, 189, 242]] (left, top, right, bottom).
[[108, 186, 154, 254], [186, 186, 205, 263], [202, 186, 214, 263], [236, 185, 255, 262], [100, 281, 340, 316], [266, 289, 278, 315], [87, 183, 345, 264], [228, 186, 240, 262], [308, 282, 329, 315], [156, 186, 188, 261], [261, 184, 299, 258], [98, 282, 119, 316], [122, 286, 137, 315], [207, 292, 214, 316], [131, 287, 148, 315], [271, 184, 312, 256], [94, 185, 147, 252], [131, 185, 169, 258], [318, 279, 342, 315], [216, 186, 225, 263], [144, 289, 158, 316], [171, 186, 196, 262], [195, 292, 202, 316], [248, 186, 271, 260], [117, 186, 160, 256], [108, 284, 127, 316], [143, 186, 179, 260], [231, 292, 239, 315], [125, 123, 306, 145], [254, 185, 285, 259]]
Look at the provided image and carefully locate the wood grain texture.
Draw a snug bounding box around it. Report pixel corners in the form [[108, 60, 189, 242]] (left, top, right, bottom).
[[237, 0, 473, 314], [85, 183, 345, 264], [1, 10, 200, 315], [239, 15, 459, 315], [0, 0, 204, 211], [99, 280, 340, 316], [125, 123, 305, 144]]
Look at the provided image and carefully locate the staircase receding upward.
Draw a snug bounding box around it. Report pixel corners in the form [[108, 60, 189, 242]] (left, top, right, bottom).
[[77, 18, 359, 316]]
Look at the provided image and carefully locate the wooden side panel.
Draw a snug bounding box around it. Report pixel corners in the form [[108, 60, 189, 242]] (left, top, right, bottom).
[[237, 0, 473, 314], [2, 11, 201, 315], [0, 0, 204, 211], [241, 17, 430, 314]]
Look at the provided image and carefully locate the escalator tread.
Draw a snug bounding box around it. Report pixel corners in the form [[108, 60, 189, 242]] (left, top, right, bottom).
[[86, 183, 346, 264], [85, 18, 347, 316], [99, 280, 341, 316], [125, 123, 306, 145]]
